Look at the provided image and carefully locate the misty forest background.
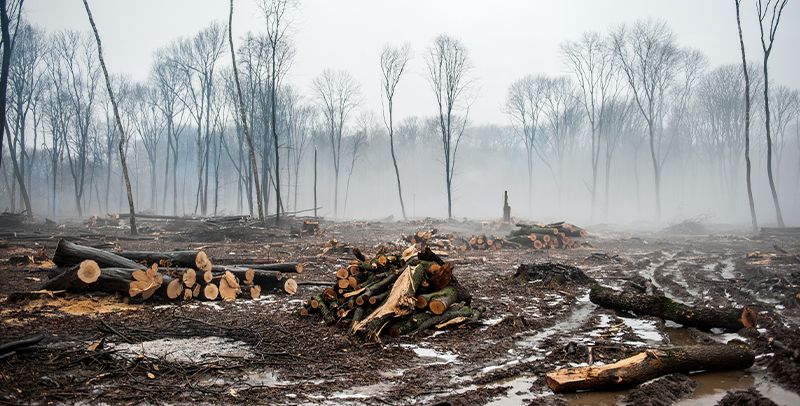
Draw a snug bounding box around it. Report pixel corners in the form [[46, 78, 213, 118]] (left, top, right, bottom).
[[1, 0, 799, 228]]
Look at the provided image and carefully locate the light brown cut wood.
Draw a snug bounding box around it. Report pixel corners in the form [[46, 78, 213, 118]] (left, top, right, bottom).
[[219, 277, 238, 301], [250, 285, 261, 299], [183, 268, 197, 288], [183, 288, 193, 300], [244, 268, 255, 284], [77, 260, 101, 284], [336, 268, 349, 279], [284, 278, 298, 295], [204, 283, 219, 300], [192, 284, 200, 297], [195, 251, 212, 273], [337, 278, 350, 289], [166, 278, 183, 299], [203, 270, 213, 283]]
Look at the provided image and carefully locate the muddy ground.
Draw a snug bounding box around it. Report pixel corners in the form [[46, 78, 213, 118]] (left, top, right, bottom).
[[0, 217, 799, 405]]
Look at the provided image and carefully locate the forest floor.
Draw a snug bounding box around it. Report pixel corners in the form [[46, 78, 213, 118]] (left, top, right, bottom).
[[0, 216, 799, 405]]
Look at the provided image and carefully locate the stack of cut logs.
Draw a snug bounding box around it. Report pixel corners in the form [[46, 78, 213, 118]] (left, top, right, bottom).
[[506, 221, 587, 249], [301, 245, 481, 340], [404, 230, 506, 252], [39, 240, 300, 302]]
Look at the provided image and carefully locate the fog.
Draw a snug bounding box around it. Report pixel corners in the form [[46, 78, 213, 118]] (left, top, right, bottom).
[[2, 0, 799, 227]]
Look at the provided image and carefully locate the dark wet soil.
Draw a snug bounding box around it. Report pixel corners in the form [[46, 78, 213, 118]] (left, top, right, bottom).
[[0, 218, 799, 405]]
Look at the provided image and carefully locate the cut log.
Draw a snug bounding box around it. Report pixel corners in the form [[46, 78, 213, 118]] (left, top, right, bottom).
[[219, 277, 238, 301], [351, 263, 427, 337], [409, 304, 479, 335], [244, 268, 255, 285], [204, 283, 219, 300], [428, 286, 458, 315], [231, 262, 303, 273], [545, 341, 755, 393], [590, 285, 757, 332], [77, 260, 101, 284], [250, 285, 262, 299], [53, 240, 145, 269], [284, 278, 298, 295], [195, 251, 212, 273], [41, 266, 173, 297], [182, 269, 197, 288], [203, 270, 213, 283], [116, 250, 198, 268], [167, 278, 183, 299]]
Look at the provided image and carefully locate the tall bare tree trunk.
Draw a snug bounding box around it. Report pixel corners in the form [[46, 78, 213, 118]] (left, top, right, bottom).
[[229, 0, 264, 225], [735, 0, 758, 232], [0, 0, 10, 172], [82, 0, 137, 234]]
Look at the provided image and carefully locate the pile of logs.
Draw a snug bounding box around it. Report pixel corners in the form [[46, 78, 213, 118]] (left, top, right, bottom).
[[38, 240, 300, 302], [301, 245, 481, 340], [506, 221, 587, 250], [403, 230, 506, 252]]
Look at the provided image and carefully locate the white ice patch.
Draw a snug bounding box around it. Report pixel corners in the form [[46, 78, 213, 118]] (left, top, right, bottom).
[[399, 344, 458, 365], [112, 336, 253, 364], [620, 318, 663, 343]]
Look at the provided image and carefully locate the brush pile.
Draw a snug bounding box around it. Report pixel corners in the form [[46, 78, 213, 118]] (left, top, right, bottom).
[[37, 240, 300, 302], [506, 221, 588, 249], [301, 245, 481, 340]]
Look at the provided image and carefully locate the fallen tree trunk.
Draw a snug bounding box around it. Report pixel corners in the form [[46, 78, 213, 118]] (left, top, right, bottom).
[[546, 341, 755, 393], [116, 250, 199, 268], [53, 240, 145, 270], [214, 262, 303, 273], [590, 285, 756, 332], [41, 265, 174, 298]]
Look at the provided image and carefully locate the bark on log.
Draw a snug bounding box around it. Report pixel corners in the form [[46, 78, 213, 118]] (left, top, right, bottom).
[[545, 341, 755, 393], [590, 285, 756, 332], [116, 250, 199, 268], [41, 266, 174, 298], [53, 240, 145, 269]]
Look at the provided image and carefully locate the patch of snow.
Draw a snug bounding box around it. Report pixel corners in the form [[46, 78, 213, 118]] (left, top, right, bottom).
[[112, 336, 252, 364]]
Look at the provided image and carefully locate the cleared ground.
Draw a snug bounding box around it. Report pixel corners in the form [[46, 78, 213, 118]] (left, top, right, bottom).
[[1, 218, 798, 405]]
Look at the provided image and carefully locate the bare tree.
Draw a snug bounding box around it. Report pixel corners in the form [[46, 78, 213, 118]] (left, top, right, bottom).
[[561, 32, 619, 219], [735, 0, 759, 232], [343, 111, 371, 217], [170, 23, 225, 216], [756, 0, 789, 227], [151, 53, 186, 215], [258, 0, 296, 224], [611, 20, 681, 220], [769, 85, 799, 183], [82, 0, 137, 234], [540, 76, 582, 203], [380, 43, 411, 220], [282, 86, 314, 212], [4, 18, 40, 217], [312, 68, 361, 217], [129, 83, 165, 212], [426, 34, 473, 220], [229, 0, 264, 223], [0, 0, 25, 172], [505, 75, 546, 217]]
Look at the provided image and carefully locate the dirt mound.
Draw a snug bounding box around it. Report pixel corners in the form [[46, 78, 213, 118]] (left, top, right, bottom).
[[514, 263, 594, 286], [620, 374, 697, 405], [716, 388, 778, 406]]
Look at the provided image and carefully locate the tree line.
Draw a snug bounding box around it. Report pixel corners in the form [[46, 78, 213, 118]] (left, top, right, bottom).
[[1, 0, 798, 228]]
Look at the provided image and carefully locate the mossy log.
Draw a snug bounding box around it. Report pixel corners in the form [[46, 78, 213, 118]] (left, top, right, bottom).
[[545, 341, 755, 393], [590, 285, 756, 332]]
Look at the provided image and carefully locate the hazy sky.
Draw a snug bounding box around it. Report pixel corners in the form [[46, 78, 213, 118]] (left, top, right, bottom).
[[25, 0, 800, 124]]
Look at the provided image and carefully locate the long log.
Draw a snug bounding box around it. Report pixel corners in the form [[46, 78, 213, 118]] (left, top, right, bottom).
[[116, 250, 199, 268], [53, 240, 145, 270], [545, 341, 755, 393], [590, 285, 756, 332], [41, 266, 174, 298]]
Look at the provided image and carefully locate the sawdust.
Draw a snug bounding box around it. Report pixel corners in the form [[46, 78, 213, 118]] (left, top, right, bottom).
[[19, 296, 140, 316]]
